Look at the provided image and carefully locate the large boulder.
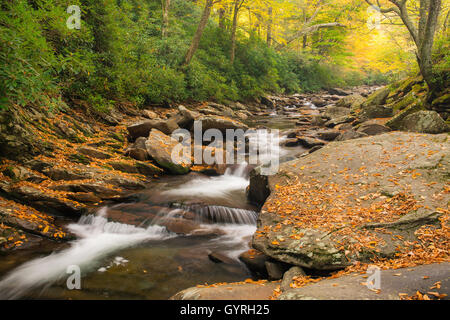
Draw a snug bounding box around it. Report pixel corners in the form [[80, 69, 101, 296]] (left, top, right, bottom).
[[356, 121, 391, 136], [400, 111, 449, 134], [196, 115, 248, 133], [279, 263, 450, 300], [127, 118, 179, 140], [385, 101, 425, 130], [77, 146, 112, 160], [322, 106, 351, 120], [358, 104, 393, 121], [145, 129, 191, 175], [335, 94, 365, 109], [252, 132, 449, 270], [360, 86, 390, 108]]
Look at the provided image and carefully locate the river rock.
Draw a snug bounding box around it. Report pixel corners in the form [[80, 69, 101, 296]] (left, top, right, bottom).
[[336, 129, 368, 141], [141, 109, 159, 119], [281, 266, 306, 292], [358, 104, 393, 121], [297, 136, 326, 149], [171, 282, 279, 300], [78, 146, 112, 160], [335, 94, 365, 109], [127, 118, 179, 140], [360, 86, 390, 107], [247, 166, 271, 207], [126, 148, 148, 161], [2, 184, 87, 217], [208, 252, 236, 264], [252, 132, 449, 270], [279, 263, 450, 300], [145, 129, 190, 175], [196, 115, 248, 133], [322, 106, 351, 120], [356, 121, 391, 136], [314, 130, 340, 141], [398, 111, 449, 134], [239, 249, 270, 278]]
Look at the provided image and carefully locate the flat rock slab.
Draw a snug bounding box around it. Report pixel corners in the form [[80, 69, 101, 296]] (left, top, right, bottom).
[[252, 132, 449, 270], [279, 263, 450, 300], [171, 282, 279, 300]]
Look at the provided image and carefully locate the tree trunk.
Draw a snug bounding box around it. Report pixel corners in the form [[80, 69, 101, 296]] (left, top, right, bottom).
[[266, 7, 272, 47], [161, 0, 171, 38], [365, 0, 442, 94], [183, 0, 214, 66], [230, 1, 240, 64], [218, 7, 225, 29]]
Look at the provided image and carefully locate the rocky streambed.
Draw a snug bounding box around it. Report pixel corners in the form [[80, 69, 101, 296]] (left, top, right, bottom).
[[0, 80, 448, 300]]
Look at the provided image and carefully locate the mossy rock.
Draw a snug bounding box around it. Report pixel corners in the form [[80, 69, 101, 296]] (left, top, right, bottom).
[[389, 91, 418, 113], [386, 101, 426, 130], [432, 92, 450, 107], [68, 153, 92, 165], [361, 86, 390, 108]]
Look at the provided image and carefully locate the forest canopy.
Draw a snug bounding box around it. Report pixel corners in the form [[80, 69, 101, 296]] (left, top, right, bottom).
[[0, 0, 449, 111]]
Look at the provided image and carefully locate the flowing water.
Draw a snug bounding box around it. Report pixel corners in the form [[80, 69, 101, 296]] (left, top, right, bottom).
[[0, 108, 309, 300]]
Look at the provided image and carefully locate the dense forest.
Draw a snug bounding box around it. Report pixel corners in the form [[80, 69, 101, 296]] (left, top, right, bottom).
[[2, 0, 447, 111]]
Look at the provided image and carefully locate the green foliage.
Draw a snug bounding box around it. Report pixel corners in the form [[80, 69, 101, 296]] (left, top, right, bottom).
[[0, 0, 381, 111]]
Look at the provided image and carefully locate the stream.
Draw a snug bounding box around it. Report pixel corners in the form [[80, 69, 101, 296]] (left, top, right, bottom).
[[0, 105, 312, 300]]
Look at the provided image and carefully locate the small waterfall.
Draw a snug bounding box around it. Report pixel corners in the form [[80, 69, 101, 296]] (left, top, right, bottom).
[[180, 204, 257, 225], [162, 163, 249, 199], [0, 207, 173, 300]]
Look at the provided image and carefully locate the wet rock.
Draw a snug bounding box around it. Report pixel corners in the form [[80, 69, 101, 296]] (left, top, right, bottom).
[[106, 177, 146, 190], [159, 218, 199, 235], [279, 263, 450, 300], [196, 115, 248, 133], [358, 104, 393, 121], [281, 138, 301, 147], [174, 105, 199, 129], [238, 249, 269, 278], [2, 166, 46, 183], [68, 192, 102, 204], [265, 260, 289, 280], [335, 94, 365, 109], [311, 98, 327, 108], [356, 122, 391, 136], [398, 111, 449, 134], [281, 266, 306, 292], [78, 146, 112, 160], [145, 129, 191, 175], [322, 106, 351, 120], [308, 145, 323, 154], [4, 184, 87, 217], [208, 252, 236, 264], [327, 88, 350, 96], [325, 115, 356, 128], [42, 167, 91, 181], [261, 96, 275, 108], [336, 130, 368, 141], [361, 86, 390, 107], [314, 130, 340, 141], [297, 136, 325, 149], [247, 166, 271, 207], [127, 118, 180, 140], [127, 148, 148, 161], [51, 183, 120, 199], [141, 110, 159, 119], [135, 161, 164, 176]]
